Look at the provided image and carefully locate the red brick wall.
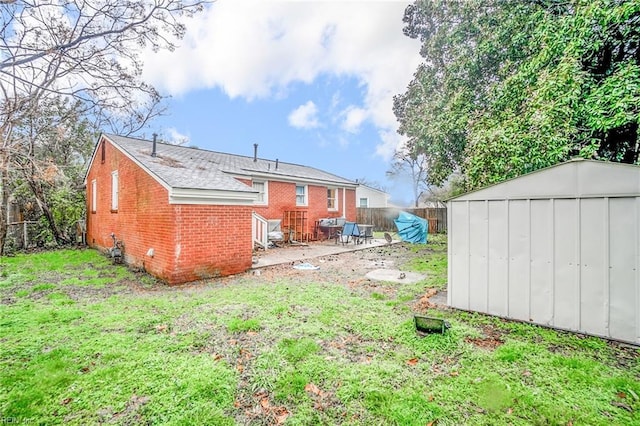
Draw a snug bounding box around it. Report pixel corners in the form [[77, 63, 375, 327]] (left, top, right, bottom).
[[252, 181, 296, 219], [343, 188, 356, 221], [170, 204, 253, 284], [249, 180, 356, 236], [86, 137, 253, 284]]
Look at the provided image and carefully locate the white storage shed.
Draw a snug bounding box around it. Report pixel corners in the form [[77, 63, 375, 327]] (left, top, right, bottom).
[[447, 159, 640, 344]]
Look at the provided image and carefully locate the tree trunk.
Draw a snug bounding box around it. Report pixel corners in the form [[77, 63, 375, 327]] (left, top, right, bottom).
[[28, 178, 70, 246], [0, 150, 8, 256], [40, 198, 70, 245]]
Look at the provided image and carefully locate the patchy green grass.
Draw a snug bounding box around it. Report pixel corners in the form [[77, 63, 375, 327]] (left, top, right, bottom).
[[402, 233, 448, 290], [0, 246, 638, 425], [0, 249, 135, 292], [227, 317, 262, 333]]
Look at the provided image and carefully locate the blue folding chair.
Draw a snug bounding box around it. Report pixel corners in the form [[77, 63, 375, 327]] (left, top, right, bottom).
[[339, 222, 360, 245]]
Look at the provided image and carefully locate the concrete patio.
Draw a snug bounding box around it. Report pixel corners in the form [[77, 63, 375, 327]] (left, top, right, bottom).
[[251, 237, 400, 269]]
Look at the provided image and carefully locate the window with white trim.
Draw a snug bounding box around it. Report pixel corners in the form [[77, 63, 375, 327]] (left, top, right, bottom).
[[359, 197, 369, 208], [91, 179, 97, 213], [111, 171, 119, 211], [252, 180, 267, 204], [295, 184, 307, 206], [327, 188, 338, 210]]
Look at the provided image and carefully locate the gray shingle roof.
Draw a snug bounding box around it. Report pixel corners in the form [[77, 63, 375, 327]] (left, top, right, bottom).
[[105, 134, 356, 192]]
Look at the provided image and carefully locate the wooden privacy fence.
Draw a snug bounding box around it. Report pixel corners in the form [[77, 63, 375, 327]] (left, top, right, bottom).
[[356, 207, 447, 233]]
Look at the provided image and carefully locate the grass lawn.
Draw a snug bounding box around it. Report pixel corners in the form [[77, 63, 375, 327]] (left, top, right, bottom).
[[1, 235, 639, 425]]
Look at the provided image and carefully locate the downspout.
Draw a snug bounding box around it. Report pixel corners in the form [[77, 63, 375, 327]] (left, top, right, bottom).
[[342, 187, 346, 219]]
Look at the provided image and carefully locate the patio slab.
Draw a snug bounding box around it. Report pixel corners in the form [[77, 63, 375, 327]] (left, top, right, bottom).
[[251, 237, 400, 269]]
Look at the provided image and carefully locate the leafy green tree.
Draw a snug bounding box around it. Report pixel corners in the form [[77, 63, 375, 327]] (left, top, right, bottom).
[[396, 0, 640, 190], [464, 0, 640, 187], [394, 0, 539, 187], [11, 98, 96, 246]]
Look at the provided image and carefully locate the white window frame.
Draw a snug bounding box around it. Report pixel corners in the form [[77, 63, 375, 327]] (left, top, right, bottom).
[[295, 184, 307, 206], [327, 187, 338, 211], [252, 180, 268, 205], [359, 197, 369, 208], [91, 179, 97, 213], [111, 171, 119, 211]]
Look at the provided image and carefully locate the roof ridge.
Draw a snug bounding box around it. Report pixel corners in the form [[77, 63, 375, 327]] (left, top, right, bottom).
[[106, 133, 311, 166], [106, 133, 355, 183]]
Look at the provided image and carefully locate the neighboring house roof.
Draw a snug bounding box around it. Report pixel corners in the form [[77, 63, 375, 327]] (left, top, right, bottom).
[[87, 133, 356, 204], [356, 183, 389, 196]]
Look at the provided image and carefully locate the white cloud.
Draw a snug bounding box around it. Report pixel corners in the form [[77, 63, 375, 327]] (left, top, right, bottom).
[[376, 129, 406, 160], [142, 0, 422, 160], [340, 106, 368, 133], [288, 101, 320, 129], [164, 127, 190, 145], [330, 92, 341, 111]]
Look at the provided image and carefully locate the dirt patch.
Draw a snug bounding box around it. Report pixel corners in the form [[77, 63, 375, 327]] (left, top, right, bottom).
[[464, 325, 505, 350], [413, 288, 449, 312], [96, 394, 151, 424], [308, 245, 425, 282], [465, 336, 504, 350], [413, 288, 439, 313], [322, 332, 397, 363], [610, 343, 640, 369], [234, 389, 291, 425], [347, 278, 398, 298], [365, 269, 426, 284]]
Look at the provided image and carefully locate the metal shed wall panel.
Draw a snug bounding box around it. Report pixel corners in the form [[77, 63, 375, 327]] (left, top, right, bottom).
[[448, 160, 640, 345], [449, 201, 470, 309], [579, 198, 607, 336], [469, 202, 488, 312], [487, 201, 508, 316], [608, 198, 637, 343], [553, 199, 579, 331], [508, 200, 530, 321], [530, 199, 553, 325]]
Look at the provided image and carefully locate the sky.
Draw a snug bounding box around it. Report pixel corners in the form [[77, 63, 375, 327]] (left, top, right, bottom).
[[140, 0, 423, 205]]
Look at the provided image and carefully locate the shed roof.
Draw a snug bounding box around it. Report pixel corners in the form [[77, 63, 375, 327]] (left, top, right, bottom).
[[103, 133, 356, 192], [451, 159, 640, 202]]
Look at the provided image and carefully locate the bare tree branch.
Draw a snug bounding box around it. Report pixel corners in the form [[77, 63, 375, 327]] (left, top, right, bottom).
[[387, 142, 430, 208], [0, 0, 210, 253]]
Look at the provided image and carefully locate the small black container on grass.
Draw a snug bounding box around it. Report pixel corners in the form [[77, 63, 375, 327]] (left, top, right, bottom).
[[414, 315, 450, 335]]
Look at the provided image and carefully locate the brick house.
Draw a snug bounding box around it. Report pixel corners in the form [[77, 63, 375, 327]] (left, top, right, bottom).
[[85, 133, 356, 284]]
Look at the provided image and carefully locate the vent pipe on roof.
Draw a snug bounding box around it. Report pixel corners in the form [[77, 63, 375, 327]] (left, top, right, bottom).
[[275, 159, 279, 170], [151, 133, 157, 157], [253, 143, 258, 162]]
